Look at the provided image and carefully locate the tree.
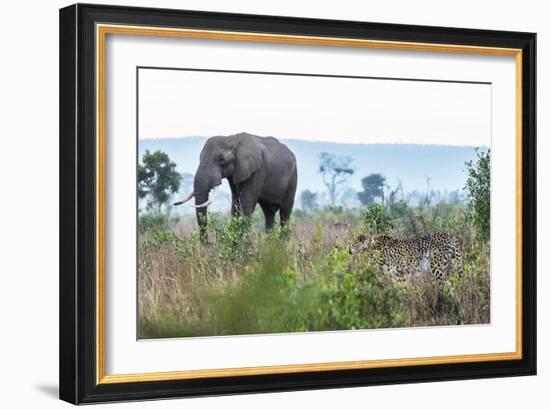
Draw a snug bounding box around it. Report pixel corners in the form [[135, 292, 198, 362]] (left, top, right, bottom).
[[465, 148, 491, 242], [138, 150, 182, 213], [318, 152, 355, 206], [358, 173, 386, 207], [300, 189, 318, 212]]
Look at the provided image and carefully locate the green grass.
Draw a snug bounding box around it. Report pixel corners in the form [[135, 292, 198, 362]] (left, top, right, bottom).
[[137, 205, 490, 339]]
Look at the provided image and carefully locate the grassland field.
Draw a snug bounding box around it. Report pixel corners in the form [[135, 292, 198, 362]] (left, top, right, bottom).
[[138, 202, 490, 339]]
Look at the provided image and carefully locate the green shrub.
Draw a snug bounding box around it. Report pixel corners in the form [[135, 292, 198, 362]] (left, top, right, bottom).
[[465, 149, 491, 242], [209, 214, 254, 263], [316, 249, 406, 330], [141, 228, 181, 249], [138, 212, 172, 233], [360, 203, 393, 234]]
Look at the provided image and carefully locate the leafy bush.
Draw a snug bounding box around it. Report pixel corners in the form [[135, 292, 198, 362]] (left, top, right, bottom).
[[209, 215, 254, 263], [142, 228, 181, 248], [360, 203, 393, 234], [138, 212, 172, 233], [316, 249, 406, 330], [465, 149, 491, 242]]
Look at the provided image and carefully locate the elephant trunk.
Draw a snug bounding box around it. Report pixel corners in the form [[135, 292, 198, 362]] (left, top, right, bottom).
[[195, 204, 208, 242], [193, 163, 219, 242]]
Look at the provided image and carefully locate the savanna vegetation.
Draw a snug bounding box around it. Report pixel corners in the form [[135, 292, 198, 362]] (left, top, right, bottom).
[[137, 149, 491, 339]]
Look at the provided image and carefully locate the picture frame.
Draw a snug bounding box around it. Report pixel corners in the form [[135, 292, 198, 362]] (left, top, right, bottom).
[[59, 3, 536, 404]]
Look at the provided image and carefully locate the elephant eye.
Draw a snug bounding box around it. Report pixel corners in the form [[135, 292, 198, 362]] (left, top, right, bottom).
[[218, 153, 233, 165]]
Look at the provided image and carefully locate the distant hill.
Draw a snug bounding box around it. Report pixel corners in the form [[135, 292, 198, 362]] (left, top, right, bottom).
[[139, 136, 486, 212]]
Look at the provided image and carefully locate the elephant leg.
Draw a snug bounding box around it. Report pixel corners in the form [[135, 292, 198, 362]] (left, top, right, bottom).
[[229, 188, 252, 216], [259, 201, 277, 230], [230, 196, 242, 217], [279, 169, 297, 227], [280, 207, 291, 227], [231, 169, 263, 217], [234, 188, 257, 216], [228, 194, 245, 216], [228, 182, 240, 216]]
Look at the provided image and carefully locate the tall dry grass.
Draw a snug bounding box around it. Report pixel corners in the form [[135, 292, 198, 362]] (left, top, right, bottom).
[[138, 208, 490, 339]]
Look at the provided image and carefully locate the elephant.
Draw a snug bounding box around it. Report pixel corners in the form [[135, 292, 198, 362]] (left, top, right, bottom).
[[174, 132, 298, 239]]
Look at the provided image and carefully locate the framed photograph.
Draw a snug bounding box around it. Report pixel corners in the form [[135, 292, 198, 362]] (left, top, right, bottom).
[[59, 3, 536, 404]]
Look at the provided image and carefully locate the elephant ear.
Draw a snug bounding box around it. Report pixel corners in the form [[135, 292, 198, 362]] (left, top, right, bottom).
[[232, 133, 263, 185]]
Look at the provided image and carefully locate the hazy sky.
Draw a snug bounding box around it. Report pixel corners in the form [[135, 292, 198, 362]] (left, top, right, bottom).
[[138, 68, 491, 147]]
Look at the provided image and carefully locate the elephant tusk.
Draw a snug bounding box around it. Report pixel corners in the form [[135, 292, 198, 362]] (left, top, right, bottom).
[[173, 191, 194, 206], [195, 186, 219, 208]]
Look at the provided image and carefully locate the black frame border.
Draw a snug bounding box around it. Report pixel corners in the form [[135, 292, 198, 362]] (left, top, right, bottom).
[[60, 3, 536, 404]]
